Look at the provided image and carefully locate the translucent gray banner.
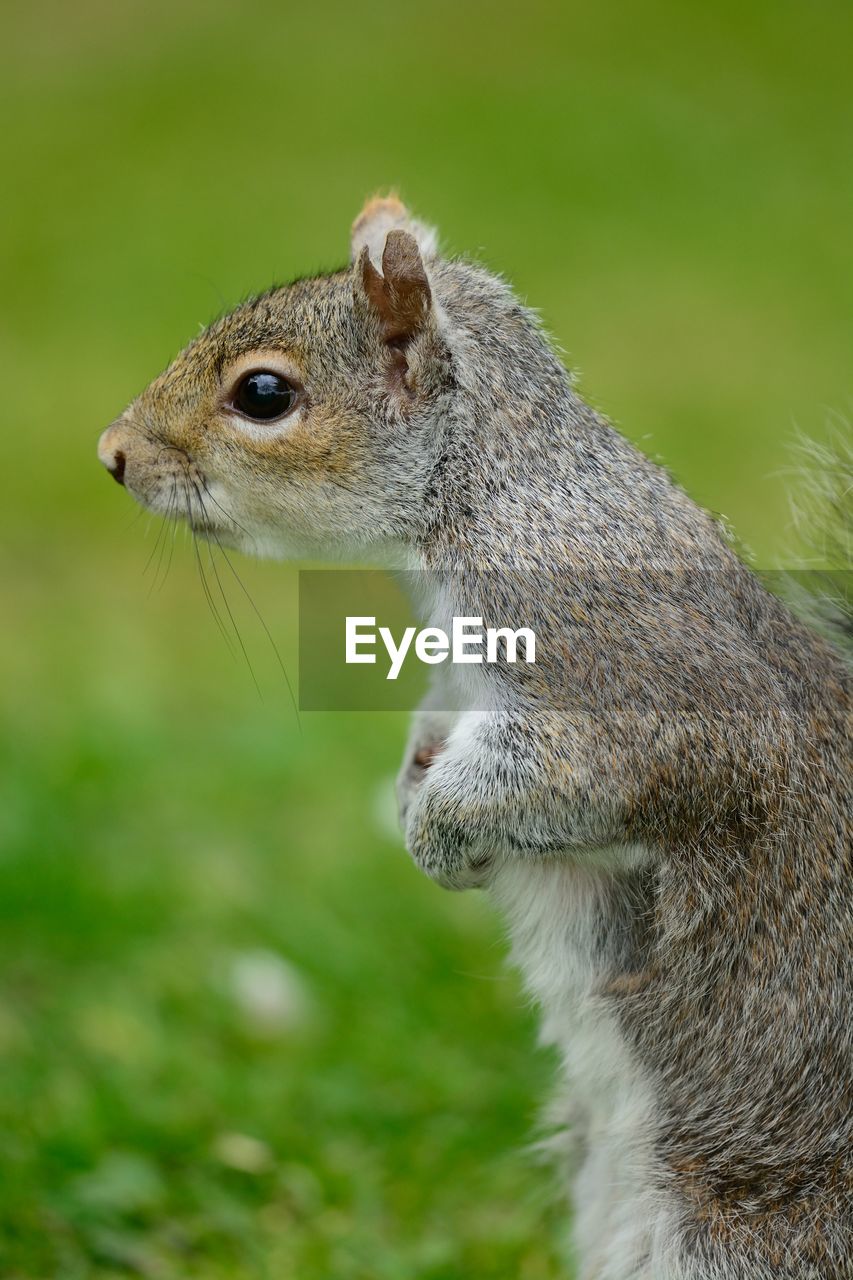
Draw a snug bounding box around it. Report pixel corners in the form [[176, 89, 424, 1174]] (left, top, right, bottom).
[[297, 568, 851, 711]]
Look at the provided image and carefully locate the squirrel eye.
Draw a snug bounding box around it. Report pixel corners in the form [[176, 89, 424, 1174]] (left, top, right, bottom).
[[232, 371, 297, 422]]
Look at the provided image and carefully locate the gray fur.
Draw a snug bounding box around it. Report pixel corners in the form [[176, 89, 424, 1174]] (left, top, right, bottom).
[[99, 199, 852, 1279]]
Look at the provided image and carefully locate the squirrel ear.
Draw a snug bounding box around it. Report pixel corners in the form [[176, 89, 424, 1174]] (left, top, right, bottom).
[[350, 194, 438, 267], [358, 230, 432, 345]]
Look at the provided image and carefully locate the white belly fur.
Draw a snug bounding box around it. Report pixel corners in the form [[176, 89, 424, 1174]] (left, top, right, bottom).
[[490, 856, 686, 1280]]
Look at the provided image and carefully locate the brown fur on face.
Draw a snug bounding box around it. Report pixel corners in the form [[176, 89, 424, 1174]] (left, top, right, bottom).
[[98, 233, 453, 558]]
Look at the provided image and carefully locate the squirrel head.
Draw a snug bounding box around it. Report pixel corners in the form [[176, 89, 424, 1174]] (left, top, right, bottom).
[[98, 196, 452, 559]]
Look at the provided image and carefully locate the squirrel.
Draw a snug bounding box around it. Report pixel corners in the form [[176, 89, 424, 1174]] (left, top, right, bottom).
[[99, 196, 852, 1280]]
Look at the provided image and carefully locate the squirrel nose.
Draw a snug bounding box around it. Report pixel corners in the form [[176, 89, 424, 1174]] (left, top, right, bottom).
[[98, 423, 128, 485], [107, 450, 126, 485]]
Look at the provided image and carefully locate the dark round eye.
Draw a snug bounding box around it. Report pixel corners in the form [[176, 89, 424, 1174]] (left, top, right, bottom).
[[233, 370, 297, 421]]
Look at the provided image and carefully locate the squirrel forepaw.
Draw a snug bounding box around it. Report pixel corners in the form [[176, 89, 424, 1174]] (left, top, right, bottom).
[[404, 794, 495, 891]]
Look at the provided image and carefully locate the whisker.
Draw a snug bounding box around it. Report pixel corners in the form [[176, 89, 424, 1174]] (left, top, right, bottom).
[[207, 525, 302, 736], [124, 506, 147, 533], [143, 492, 171, 581], [193, 530, 235, 655], [184, 478, 239, 661], [198, 478, 255, 543], [190, 478, 262, 696], [162, 487, 181, 587], [197, 478, 301, 732], [148, 478, 179, 596], [206, 540, 264, 699]]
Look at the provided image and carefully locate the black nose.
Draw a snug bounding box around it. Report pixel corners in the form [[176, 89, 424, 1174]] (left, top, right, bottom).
[[108, 450, 126, 486]]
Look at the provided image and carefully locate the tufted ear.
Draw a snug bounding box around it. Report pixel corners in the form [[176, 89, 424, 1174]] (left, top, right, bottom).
[[351, 194, 438, 268], [358, 229, 432, 346]]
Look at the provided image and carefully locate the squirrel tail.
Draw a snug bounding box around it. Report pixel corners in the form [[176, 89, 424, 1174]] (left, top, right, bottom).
[[785, 426, 852, 655]]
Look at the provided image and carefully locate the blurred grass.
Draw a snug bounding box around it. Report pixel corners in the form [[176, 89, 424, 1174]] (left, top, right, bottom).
[[0, 0, 850, 1276]]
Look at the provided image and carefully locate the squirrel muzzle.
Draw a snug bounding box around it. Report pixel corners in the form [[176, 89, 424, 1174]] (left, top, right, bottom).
[[98, 420, 128, 485]]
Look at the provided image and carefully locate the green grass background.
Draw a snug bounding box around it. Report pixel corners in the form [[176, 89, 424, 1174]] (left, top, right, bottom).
[[0, 1, 850, 1276]]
